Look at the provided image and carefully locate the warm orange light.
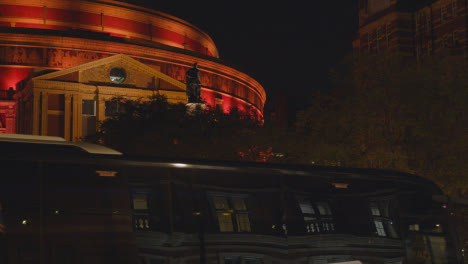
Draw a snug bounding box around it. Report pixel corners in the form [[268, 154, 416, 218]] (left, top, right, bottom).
[[96, 170, 117, 177], [332, 183, 349, 189]]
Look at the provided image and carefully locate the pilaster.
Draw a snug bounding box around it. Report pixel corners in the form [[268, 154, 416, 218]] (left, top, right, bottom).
[[32, 92, 40, 135], [97, 97, 106, 124], [40, 91, 48, 136], [72, 94, 82, 141], [64, 94, 72, 141]]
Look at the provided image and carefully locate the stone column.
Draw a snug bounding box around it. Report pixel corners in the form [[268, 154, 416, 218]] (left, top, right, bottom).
[[97, 97, 106, 124], [64, 94, 71, 141], [32, 92, 41, 135], [16, 97, 21, 134], [40, 91, 48, 136], [71, 94, 82, 141]]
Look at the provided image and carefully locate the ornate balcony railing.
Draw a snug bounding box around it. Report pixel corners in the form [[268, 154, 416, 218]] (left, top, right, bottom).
[[0, 90, 14, 100], [133, 214, 151, 230], [305, 221, 335, 233]]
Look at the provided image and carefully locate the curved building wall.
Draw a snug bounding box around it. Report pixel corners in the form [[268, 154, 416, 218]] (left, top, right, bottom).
[[0, 0, 265, 118], [0, 0, 218, 57]]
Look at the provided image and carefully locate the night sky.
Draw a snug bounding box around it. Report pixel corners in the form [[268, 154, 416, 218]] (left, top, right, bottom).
[[128, 1, 359, 113]]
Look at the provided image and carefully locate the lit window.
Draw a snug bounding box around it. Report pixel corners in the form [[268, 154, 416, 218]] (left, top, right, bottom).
[[374, 220, 387, 236], [232, 198, 247, 211], [213, 196, 230, 210], [236, 214, 251, 232], [132, 194, 150, 230], [133, 194, 148, 210], [298, 197, 334, 234], [217, 213, 234, 232], [299, 201, 315, 215], [370, 201, 397, 238], [371, 205, 381, 216], [211, 194, 251, 233], [317, 202, 332, 216], [109, 67, 126, 84]]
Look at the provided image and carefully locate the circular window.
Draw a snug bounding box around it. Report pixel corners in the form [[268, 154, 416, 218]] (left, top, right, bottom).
[[109, 68, 126, 83]]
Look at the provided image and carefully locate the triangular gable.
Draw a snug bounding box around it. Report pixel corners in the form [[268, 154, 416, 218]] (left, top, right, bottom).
[[34, 54, 186, 91], [50, 72, 79, 82]]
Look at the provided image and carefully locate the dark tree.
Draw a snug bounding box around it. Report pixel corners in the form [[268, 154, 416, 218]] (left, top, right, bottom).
[[91, 94, 275, 162]]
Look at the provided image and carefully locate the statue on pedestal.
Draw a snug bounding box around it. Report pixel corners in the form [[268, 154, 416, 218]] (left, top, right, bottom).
[[186, 63, 202, 103], [6, 87, 14, 100]]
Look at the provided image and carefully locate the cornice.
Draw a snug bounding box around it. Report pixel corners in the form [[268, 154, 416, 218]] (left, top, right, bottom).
[[28, 79, 186, 103], [201, 87, 262, 115], [34, 54, 186, 90], [359, 11, 412, 33], [33, 80, 81, 91], [0, 0, 219, 57], [0, 18, 183, 49]]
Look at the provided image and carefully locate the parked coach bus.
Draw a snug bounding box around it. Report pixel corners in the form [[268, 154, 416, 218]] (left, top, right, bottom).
[[0, 134, 462, 264]]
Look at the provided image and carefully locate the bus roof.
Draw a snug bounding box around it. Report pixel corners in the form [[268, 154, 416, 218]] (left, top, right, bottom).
[[0, 134, 122, 155]]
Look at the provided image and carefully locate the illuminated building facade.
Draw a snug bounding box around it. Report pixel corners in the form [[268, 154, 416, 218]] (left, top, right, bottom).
[[16, 54, 187, 140], [0, 0, 266, 139], [353, 0, 466, 57]]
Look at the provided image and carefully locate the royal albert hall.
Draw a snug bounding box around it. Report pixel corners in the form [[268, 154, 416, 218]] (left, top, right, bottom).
[[0, 0, 266, 140]]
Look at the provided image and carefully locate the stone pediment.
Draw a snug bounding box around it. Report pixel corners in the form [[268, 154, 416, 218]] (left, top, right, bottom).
[[33, 54, 185, 91]]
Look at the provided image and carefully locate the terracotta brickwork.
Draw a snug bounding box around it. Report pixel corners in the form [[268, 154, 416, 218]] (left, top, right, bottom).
[[0, 37, 264, 115], [0, 0, 218, 57], [82, 61, 158, 90], [354, 0, 467, 58]]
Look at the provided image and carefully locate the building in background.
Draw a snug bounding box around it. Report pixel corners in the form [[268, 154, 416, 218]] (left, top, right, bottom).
[[353, 0, 465, 57], [0, 0, 266, 139]]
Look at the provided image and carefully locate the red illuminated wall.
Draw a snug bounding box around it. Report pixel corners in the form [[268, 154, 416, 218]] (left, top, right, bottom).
[[0, 68, 32, 91], [0, 0, 265, 116], [0, 0, 218, 57], [201, 89, 260, 117]]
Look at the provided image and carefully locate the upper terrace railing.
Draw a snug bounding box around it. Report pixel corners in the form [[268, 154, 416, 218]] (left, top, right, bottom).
[[0, 89, 15, 100]]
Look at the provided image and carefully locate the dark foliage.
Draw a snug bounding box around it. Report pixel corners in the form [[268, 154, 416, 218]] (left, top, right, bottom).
[[91, 94, 274, 161]]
